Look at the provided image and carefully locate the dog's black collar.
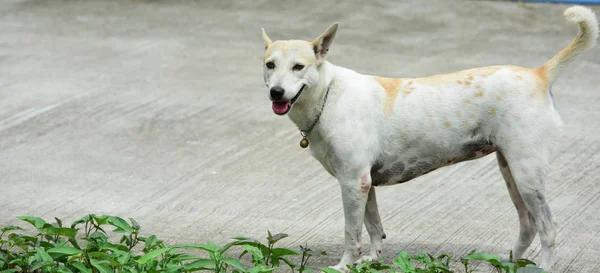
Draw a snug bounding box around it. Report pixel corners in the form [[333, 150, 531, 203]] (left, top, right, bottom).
[[297, 81, 333, 148]]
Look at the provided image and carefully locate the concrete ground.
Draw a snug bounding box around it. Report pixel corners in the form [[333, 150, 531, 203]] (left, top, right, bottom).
[[1, 0, 599, 272]]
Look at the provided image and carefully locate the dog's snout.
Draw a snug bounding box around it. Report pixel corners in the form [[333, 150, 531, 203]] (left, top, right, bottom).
[[270, 86, 285, 100]]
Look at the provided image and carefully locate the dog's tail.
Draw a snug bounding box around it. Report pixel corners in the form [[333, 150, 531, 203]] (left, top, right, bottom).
[[541, 6, 598, 84]]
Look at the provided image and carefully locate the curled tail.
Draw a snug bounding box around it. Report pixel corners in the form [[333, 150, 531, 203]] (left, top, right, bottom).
[[542, 6, 598, 84]]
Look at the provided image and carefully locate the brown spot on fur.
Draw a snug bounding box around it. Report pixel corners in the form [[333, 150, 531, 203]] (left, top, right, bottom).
[[374, 77, 403, 116], [457, 80, 463, 84], [475, 91, 484, 97], [496, 96, 503, 101], [403, 90, 412, 97], [443, 121, 451, 127], [465, 81, 472, 86], [407, 81, 414, 85], [464, 99, 471, 104], [414, 66, 500, 86], [534, 66, 549, 97], [468, 75, 474, 81]]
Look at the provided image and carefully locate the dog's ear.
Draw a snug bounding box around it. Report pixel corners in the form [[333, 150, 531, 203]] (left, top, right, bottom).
[[312, 23, 338, 64], [262, 28, 273, 50]]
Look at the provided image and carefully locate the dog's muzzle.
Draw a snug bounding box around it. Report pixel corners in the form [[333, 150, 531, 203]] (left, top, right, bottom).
[[271, 84, 306, 115]]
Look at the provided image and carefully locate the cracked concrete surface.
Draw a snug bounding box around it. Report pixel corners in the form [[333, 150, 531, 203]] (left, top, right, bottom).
[[1, 0, 599, 272]]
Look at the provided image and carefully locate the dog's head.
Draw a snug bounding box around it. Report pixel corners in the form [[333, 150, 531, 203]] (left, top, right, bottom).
[[262, 23, 338, 115]]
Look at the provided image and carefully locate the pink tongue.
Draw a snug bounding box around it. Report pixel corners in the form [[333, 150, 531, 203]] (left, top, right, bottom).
[[272, 101, 290, 114]]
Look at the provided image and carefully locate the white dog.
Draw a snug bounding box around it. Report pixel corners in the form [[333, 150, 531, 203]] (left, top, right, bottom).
[[261, 6, 597, 272]]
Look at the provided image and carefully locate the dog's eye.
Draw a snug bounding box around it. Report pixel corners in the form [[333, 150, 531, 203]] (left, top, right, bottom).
[[266, 62, 275, 69], [292, 64, 305, 71]]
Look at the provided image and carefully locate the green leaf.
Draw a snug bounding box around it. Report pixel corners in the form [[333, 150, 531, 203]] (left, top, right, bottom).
[[463, 252, 503, 267], [172, 243, 219, 253], [267, 232, 289, 245], [1, 226, 24, 233], [57, 265, 74, 273], [70, 215, 92, 229], [72, 262, 92, 273], [280, 257, 296, 271], [218, 238, 260, 254], [90, 259, 113, 273], [137, 247, 172, 264], [35, 247, 53, 262], [107, 216, 133, 233], [271, 248, 301, 257], [30, 261, 55, 271], [47, 246, 83, 256], [98, 242, 128, 252], [17, 216, 47, 229], [182, 259, 216, 270], [41, 227, 78, 238], [393, 251, 416, 273], [54, 217, 63, 227], [116, 251, 132, 265], [129, 218, 140, 230], [0, 269, 18, 273], [242, 245, 264, 262], [222, 257, 246, 271]]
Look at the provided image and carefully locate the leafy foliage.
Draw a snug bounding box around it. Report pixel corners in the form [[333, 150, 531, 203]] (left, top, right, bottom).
[[0, 215, 547, 273]]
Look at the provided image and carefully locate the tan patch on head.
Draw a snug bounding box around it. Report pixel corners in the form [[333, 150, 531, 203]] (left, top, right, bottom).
[[465, 81, 472, 86], [264, 40, 317, 65], [475, 91, 484, 97], [374, 77, 403, 116], [443, 121, 451, 127]]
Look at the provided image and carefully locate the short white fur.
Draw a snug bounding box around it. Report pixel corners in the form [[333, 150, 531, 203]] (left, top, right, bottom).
[[261, 6, 598, 272]]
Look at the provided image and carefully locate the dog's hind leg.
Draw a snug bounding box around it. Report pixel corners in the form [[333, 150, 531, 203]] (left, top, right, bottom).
[[354, 187, 385, 264], [499, 149, 556, 271], [497, 152, 537, 261]]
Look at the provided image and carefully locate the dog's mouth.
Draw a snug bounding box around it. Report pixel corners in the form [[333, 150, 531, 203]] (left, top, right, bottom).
[[272, 84, 306, 115]]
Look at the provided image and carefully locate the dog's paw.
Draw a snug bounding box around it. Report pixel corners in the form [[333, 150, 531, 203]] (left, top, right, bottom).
[[325, 264, 350, 273], [353, 255, 377, 265]]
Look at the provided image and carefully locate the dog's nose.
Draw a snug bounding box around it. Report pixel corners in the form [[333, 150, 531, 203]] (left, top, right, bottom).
[[270, 86, 285, 100]]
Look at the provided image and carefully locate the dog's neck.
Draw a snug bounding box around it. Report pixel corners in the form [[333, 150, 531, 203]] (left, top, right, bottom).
[[288, 61, 337, 132]]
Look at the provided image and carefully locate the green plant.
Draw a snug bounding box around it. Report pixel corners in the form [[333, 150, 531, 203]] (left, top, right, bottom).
[[0, 214, 549, 273]]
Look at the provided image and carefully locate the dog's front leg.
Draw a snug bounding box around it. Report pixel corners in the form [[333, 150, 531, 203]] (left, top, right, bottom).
[[356, 187, 385, 264], [332, 174, 370, 272]]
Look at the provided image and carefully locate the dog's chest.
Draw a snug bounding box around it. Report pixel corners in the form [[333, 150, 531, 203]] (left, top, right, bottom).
[[370, 140, 497, 186]]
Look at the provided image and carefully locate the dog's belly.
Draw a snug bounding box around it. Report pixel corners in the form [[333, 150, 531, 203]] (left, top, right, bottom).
[[370, 141, 497, 186]]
